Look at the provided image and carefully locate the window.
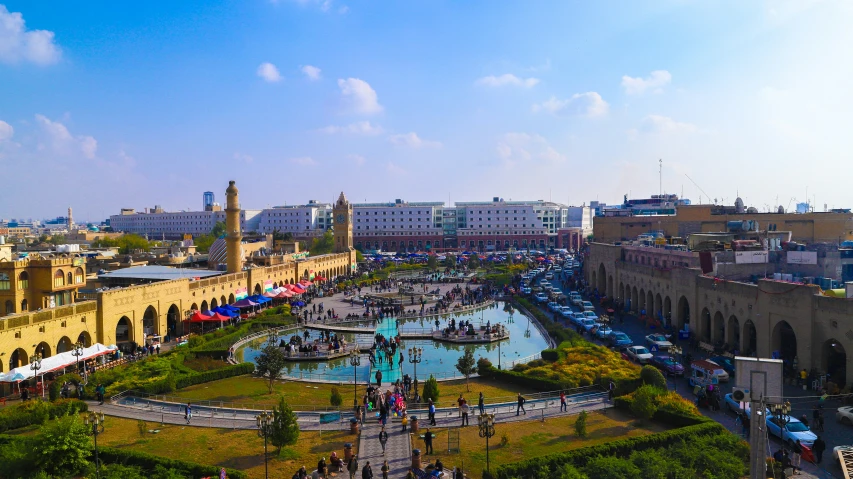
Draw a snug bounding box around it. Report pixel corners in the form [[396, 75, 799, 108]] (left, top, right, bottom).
[[54, 270, 65, 287], [0, 272, 9, 290]]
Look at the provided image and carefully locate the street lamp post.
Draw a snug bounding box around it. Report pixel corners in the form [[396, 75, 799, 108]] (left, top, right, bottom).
[[349, 349, 361, 411], [257, 411, 273, 479], [84, 411, 106, 479], [72, 341, 84, 373], [30, 354, 42, 398], [268, 330, 279, 347], [408, 347, 422, 399], [772, 401, 792, 442], [477, 413, 496, 473]]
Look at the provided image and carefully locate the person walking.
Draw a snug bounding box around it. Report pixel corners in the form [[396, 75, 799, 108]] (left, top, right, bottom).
[[560, 391, 567, 412], [460, 400, 470, 426], [516, 393, 526, 416], [378, 427, 388, 455], [478, 392, 485, 415], [380, 460, 389, 479], [184, 402, 192, 424], [792, 439, 803, 470], [813, 436, 826, 464], [423, 428, 434, 455], [375, 370, 382, 387], [347, 455, 359, 479], [428, 399, 437, 426], [608, 381, 615, 401], [361, 461, 373, 479]]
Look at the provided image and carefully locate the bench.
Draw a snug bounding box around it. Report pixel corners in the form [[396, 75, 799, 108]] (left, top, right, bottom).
[[698, 342, 715, 354]]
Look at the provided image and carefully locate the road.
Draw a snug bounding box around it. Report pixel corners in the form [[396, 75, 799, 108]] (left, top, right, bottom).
[[529, 264, 847, 478]]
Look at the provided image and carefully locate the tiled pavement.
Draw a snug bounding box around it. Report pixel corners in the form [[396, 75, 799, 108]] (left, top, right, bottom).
[[358, 422, 412, 478]]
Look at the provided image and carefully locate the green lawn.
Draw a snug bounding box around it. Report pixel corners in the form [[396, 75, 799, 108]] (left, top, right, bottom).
[[410, 409, 669, 475], [175, 375, 537, 410]]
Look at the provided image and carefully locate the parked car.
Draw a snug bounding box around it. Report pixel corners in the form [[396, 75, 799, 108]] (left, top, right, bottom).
[[650, 354, 684, 376], [581, 318, 599, 333], [837, 406, 853, 426], [571, 312, 587, 327], [766, 415, 816, 447], [534, 293, 548, 303], [724, 393, 750, 415], [545, 273, 554, 280], [572, 295, 584, 306], [520, 286, 532, 294], [708, 356, 736, 377], [559, 306, 573, 319], [596, 324, 613, 340], [625, 345, 653, 364], [583, 311, 599, 322], [547, 301, 560, 312], [581, 301, 595, 311], [608, 331, 633, 347], [645, 333, 673, 351]]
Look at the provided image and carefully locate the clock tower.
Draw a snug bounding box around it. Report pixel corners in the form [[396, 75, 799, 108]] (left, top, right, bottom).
[[333, 191, 353, 253]]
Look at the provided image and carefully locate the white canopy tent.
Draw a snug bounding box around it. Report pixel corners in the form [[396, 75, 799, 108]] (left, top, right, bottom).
[[0, 343, 117, 383]]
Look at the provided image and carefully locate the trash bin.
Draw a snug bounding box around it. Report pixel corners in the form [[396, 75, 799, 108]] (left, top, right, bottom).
[[349, 417, 359, 434], [412, 448, 422, 470], [344, 443, 353, 462], [411, 415, 419, 434]]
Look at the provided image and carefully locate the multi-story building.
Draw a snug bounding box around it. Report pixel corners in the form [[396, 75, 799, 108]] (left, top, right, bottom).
[[1, 256, 86, 316], [109, 208, 261, 238], [257, 200, 332, 239], [353, 200, 444, 252]]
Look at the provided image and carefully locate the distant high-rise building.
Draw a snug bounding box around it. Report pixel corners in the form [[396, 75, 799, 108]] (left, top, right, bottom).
[[203, 191, 215, 211]]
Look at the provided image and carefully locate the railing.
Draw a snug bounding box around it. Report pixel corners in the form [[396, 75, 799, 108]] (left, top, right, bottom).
[[114, 389, 347, 413]]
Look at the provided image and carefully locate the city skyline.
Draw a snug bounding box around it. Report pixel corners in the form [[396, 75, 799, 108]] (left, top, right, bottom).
[[2, 1, 852, 219]]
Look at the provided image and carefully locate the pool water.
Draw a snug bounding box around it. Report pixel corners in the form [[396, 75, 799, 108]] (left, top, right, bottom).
[[239, 302, 549, 383]]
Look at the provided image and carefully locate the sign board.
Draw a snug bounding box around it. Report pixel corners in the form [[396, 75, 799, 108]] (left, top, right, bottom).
[[734, 356, 783, 401], [787, 251, 818, 265], [234, 287, 248, 301], [72, 257, 85, 267], [735, 251, 768, 264], [649, 345, 659, 353]]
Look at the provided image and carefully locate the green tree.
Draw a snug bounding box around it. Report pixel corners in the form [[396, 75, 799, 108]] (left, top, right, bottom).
[[583, 455, 641, 479], [309, 231, 335, 256], [455, 349, 477, 391], [269, 396, 300, 453], [574, 410, 588, 437], [640, 365, 667, 390], [33, 415, 92, 477], [255, 346, 288, 393], [444, 254, 456, 269], [210, 221, 226, 238], [421, 375, 440, 402], [427, 255, 438, 271], [630, 385, 659, 423], [330, 387, 343, 407], [355, 250, 364, 262], [49, 234, 67, 246], [468, 254, 480, 269]]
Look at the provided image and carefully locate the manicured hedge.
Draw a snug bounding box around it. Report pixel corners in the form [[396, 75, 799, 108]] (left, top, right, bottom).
[[495, 421, 727, 479], [613, 395, 709, 428], [540, 348, 559, 361], [135, 362, 255, 394], [0, 399, 89, 433], [98, 446, 247, 479], [479, 365, 566, 391]]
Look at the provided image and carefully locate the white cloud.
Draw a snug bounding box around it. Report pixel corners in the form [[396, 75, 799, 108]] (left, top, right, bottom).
[[347, 154, 365, 166], [495, 132, 567, 168], [0, 120, 13, 141], [386, 162, 406, 175], [0, 5, 61, 65], [290, 156, 317, 166], [320, 121, 384, 136], [257, 62, 282, 82], [532, 92, 609, 117], [35, 114, 97, 159], [475, 74, 540, 88], [621, 70, 672, 95], [636, 115, 698, 134], [285, 0, 348, 14], [301, 65, 321, 81], [388, 132, 442, 149], [233, 152, 254, 164], [337, 78, 383, 115]]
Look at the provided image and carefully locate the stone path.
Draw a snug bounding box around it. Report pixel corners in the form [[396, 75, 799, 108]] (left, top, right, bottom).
[[357, 421, 412, 478], [369, 316, 403, 385]]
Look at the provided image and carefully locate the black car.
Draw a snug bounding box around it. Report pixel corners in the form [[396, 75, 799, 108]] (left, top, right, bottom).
[[650, 354, 685, 376]]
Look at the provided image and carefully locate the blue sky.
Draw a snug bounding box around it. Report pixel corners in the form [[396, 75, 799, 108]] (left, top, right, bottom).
[[1, 1, 851, 221]]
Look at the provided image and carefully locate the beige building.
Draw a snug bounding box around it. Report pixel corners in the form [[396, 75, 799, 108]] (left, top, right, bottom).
[[0, 182, 356, 375], [588, 242, 853, 384]]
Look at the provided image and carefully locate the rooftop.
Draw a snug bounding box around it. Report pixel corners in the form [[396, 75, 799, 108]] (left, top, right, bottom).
[[97, 265, 223, 281]]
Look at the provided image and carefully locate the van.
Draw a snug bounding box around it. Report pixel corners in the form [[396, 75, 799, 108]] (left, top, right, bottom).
[[688, 359, 730, 389]]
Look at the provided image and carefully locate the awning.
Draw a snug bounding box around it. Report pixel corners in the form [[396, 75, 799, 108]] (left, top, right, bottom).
[[248, 295, 271, 304], [0, 343, 117, 382], [262, 292, 278, 298], [232, 298, 258, 308], [213, 307, 239, 318], [276, 290, 294, 298], [314, 276, 327, 282], [190, 311, 230, 322]]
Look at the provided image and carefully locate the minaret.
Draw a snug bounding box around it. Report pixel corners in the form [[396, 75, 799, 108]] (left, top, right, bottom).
[[225, 181, 242, 274], [67, 207, 73, 230]]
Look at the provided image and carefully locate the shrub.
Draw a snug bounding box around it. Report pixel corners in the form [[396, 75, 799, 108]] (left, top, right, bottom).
[[500, 432, 510, 446], [639, 365, 667, 390], [97, 447, 247, 479], [630, 385, 658, 423], [541, 349, 560, 361], [422, 375, 440, 403], [477, 357, 493, 375], [48, 381, 62, 402], [33, 415, 92, 477], [583, 455, 640, 479], [330, 387, 343, 407], [270, 396, 300, 453], [0, 399, 88, 433], [574, 411, 588, 438], [137, 419, 147, 437]]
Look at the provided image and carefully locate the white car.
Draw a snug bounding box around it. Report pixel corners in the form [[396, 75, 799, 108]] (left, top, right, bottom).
[[535, 293, 548, 303], [581, 301, 595, 311], [559, 306, 573, 318], [581, 318, 599, 333], [547, 301, 560, 312], [572, 296, 584, 306], [571, 312, 586, 326], [520, 286, 532, 294], [837, 406, 853, 426], [596, 325, 613, 339], [545, 273, 554, 280], [625, 346, 653, 364], [766, 415, 816, 447], [583, 311, 599, 322], [645, 333, 673, 351]]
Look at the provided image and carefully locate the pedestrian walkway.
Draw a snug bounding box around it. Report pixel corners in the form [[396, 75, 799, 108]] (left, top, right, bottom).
[[357, 421, 412, 478], [370, 316, 402, 386]]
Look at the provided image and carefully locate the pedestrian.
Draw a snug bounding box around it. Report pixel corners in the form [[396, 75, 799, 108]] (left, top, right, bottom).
[[457, 394, 465, 417], [423, 428, 434, 455], [347, 456, 359, 479], [378, 427, 388, 455], [362, 461, 373, 479], [428, 399, 437, 425], [608, 381, 615, 400], [317, 457, 327, 477], [818, 408, 825, 432], [454, 467, 464, 479], [381, 460, 389, 479], [478, 392, 485, 415], [96, 383, 106, 404], [791, 439, 803, 469], [460, 400, 470, 426], [813, 436, 826, 464], [401, 412, 408, 432], [185, 402, 192, 424], [560, 391, 567, 412], [376, 370, 382, 387], [516, 393, 526, 416]]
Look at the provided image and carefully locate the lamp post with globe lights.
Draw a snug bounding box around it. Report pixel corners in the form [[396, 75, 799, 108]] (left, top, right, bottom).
[[256, 411, 273, 479], [29, 353, 42, 398], [349, 349, 361, 411], [84, 411, 106, 479], [408, 347, 422, 399], [477, 413, 496, 473], [72, 341, 84, 373]]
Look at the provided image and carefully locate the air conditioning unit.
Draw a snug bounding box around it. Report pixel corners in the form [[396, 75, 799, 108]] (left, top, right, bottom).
[[732, 387, 751, 402]]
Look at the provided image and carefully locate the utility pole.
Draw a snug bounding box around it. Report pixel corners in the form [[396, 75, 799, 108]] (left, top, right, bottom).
[[659, 159, 662, 198], [749, 395, 766, 479]]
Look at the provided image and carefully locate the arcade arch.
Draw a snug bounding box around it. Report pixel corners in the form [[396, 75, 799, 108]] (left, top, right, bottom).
[[822, 340, 847, 386], [676, 296, 690, 331], [57, 336, 73, 354], [726, 315, 740, 350], [712, 311, 724, 343], [77, 331, 92, 347]]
